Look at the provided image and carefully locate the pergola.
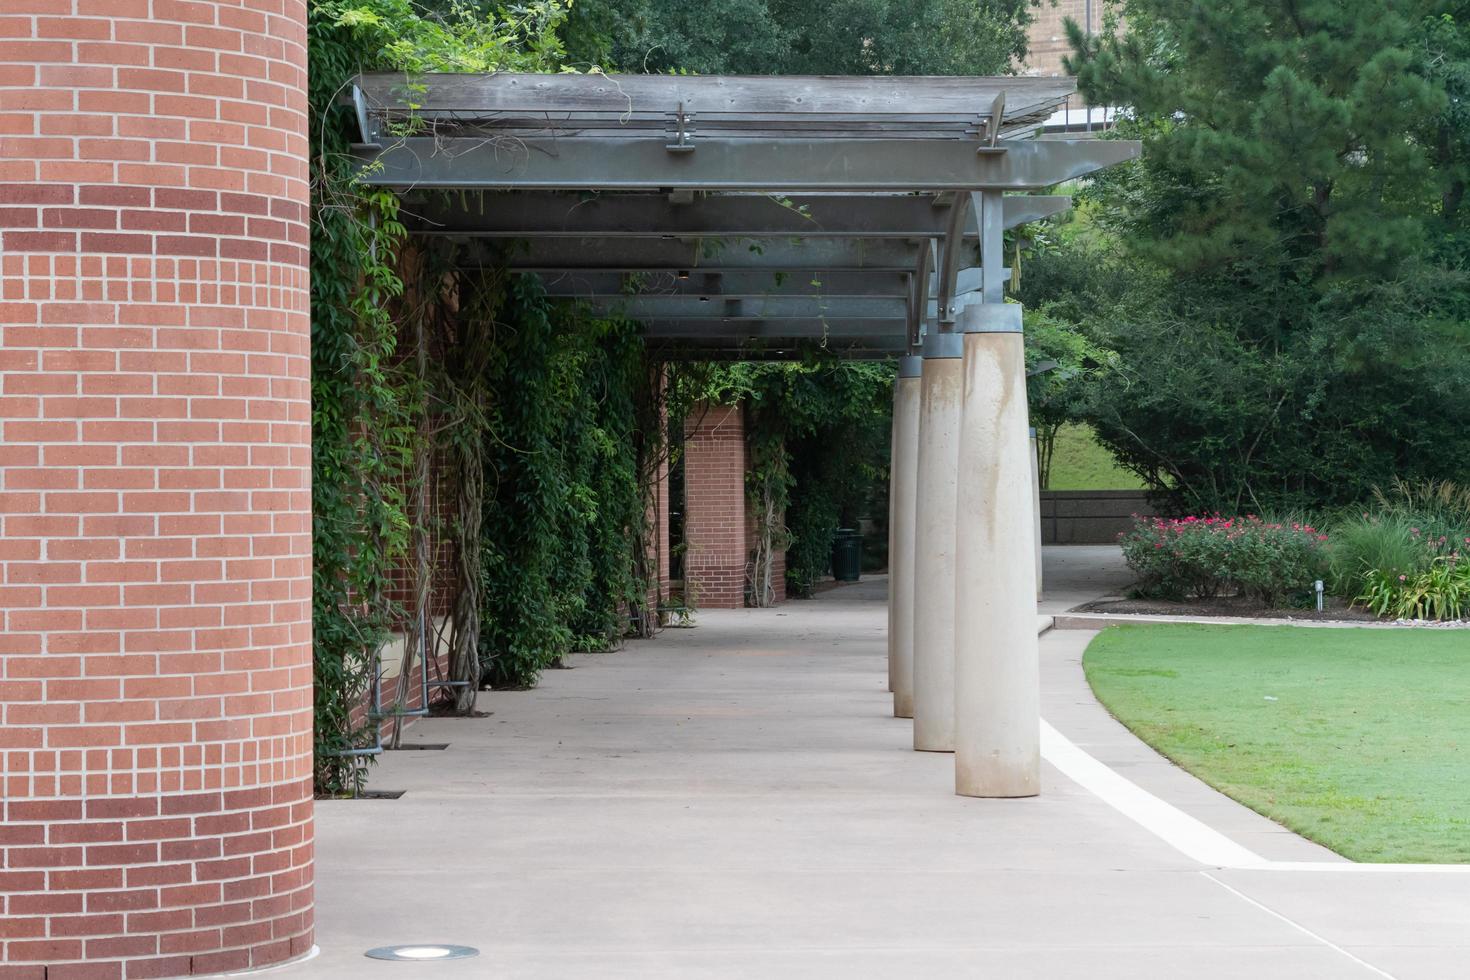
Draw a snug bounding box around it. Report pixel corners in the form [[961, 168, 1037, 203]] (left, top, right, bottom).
[[349, 72, 1140, 797]]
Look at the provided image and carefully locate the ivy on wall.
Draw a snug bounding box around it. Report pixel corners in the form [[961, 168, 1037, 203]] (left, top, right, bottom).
[[308, 6, 417, 793], [475, 277, 651, 689], [307, 0, 909, 792], [307, 0, 662, 790]]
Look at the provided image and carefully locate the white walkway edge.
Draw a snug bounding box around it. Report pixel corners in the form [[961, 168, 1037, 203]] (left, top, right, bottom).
[[1039, 717, 1470, 874]]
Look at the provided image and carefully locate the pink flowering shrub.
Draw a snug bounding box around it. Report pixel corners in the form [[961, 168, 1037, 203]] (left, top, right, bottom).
[[1119, 515, 1329, 605]]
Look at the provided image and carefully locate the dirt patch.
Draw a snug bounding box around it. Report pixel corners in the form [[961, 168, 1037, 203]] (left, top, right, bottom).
[[1072, 594, 1381, 623]]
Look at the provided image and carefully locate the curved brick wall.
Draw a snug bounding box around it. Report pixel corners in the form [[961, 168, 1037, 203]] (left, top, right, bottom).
[[0, 1, 313, 976]]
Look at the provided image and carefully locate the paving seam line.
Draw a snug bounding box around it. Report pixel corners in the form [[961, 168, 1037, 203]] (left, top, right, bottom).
[[1200, 873, 1398, 980]]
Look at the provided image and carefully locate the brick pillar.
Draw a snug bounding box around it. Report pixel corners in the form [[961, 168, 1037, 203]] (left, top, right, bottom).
[[0, 1, 313, 977], [682, 402, 748, 608]]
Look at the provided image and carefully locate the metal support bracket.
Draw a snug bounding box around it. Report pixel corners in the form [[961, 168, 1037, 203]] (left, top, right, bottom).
[[907, 240, 934, 353], [666, 102, 696, 154], [935, 195, 974, 325], [972, 189, 1006, 305], [350, 84, 382, 150], [976, 92, 1007, 154]]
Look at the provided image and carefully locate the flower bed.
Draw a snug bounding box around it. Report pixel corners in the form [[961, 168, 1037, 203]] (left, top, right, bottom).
[[1119, 515, 1329, 606]]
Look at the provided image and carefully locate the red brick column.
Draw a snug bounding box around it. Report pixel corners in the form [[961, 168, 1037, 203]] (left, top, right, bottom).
[[682, 402, 748, 608], [0, 1, 313, 977]]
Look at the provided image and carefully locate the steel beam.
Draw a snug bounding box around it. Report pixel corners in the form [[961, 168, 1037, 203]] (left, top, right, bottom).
[[400, 193, 1072, 237], [575, 295, 909, 320], [638, 318, 906, 339], [536, 270, 913, 298], [649, 344, 903, 361], [356, 72, 1074, 120], [468, 238, 928, 272], [355, 137, 1141, 192], [569, 289, 993, 322]]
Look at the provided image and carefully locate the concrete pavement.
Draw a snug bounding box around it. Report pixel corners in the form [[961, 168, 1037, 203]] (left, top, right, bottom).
[[293, 548, 1469, 979]]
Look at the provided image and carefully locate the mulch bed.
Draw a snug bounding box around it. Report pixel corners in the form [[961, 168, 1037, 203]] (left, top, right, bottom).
[[1072, 594, 1381, 623]]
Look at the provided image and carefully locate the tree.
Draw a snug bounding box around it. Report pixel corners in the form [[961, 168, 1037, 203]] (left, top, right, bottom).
[[565, 0, 1029, 75], [1043, 0, 1470, 513], [1068, 0, 1446, 284]]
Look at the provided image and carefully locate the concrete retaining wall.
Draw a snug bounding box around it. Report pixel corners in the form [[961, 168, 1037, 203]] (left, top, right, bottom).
[[1040, 490, 1157, 545]]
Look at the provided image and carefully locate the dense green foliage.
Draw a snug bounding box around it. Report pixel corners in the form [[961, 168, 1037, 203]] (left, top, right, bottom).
[[1023, 308, 1116, 488], [690, 360, 894, 598], [477, 277, 649, 688], [309, 3, 419, 792], [1086, 624, 1470, 862], [309, 0, 659, 788], [1033, 0, 1470, 513], [564, 0, 1030, 75]]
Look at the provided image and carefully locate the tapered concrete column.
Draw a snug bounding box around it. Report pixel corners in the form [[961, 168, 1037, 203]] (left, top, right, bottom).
[[954, 304, 1041, 797], [912, 333, 963, 751], [887, 385, 898, 692], [1031, 427, 1044, 597], [889, 356, 922, 716]]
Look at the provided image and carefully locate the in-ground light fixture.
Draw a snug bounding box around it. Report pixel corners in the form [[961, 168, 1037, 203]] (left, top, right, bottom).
[[364, 944, 480, 962]]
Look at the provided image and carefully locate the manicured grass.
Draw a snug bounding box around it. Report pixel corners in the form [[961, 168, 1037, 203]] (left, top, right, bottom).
[[1046, 423, 1146, 490], [1084, 623, 1470, 863]]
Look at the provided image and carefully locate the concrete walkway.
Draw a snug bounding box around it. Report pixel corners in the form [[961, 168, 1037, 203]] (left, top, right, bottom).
[[299, 548, 1469, 979]]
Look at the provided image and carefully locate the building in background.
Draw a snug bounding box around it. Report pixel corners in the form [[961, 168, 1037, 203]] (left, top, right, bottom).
[[1021, 1, 1122, 136]]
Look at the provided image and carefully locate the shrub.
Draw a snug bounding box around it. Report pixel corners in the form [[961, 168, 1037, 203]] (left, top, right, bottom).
[[1326, 478, 1470, 604], [1119, 515, 1329, 605], [1358, 557, 1470, 621], [1326, 514, 1430, 596]]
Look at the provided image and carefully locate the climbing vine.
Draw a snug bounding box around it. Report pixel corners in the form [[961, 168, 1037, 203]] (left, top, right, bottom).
[[473, 277, 651, 689], [309, 5, 417, 792], [308, 0, 655, 791]]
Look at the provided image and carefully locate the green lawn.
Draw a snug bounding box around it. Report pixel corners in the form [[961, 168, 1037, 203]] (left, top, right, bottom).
[[1045, 423, 1146, 490], [1084, 623, 1470, 863]]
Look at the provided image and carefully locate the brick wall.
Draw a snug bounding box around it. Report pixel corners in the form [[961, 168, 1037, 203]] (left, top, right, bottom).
[[1020, 0, 1117, 113], [0, 1, 314, 976], [682, 402, 748, 608], [1023, 0, 1100, 78]]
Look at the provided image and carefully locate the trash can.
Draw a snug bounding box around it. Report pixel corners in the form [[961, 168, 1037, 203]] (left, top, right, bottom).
[[831, 528, 863, 582]]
